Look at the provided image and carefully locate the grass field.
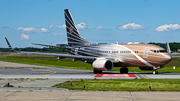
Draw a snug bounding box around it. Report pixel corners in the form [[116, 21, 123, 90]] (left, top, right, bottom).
[[53, 79, 180, 91]]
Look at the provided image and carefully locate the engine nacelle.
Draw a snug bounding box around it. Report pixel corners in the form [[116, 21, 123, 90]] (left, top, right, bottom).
[[92, 58, 113, 71], [139, 66, 164, 70]]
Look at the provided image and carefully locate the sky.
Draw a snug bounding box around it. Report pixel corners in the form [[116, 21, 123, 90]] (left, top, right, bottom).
[[1, 0, 180, 48]]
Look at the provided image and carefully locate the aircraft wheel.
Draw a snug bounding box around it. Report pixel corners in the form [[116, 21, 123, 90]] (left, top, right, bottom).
[[120, 68, 124, 74], [124, 68, 128, 74], [156, 71, 158, 74], [94, 69, 102, 74], [120, 67, 129, 74]]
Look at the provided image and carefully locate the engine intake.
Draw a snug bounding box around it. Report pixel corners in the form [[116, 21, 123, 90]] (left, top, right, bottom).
[[92, 58, 113, 71]]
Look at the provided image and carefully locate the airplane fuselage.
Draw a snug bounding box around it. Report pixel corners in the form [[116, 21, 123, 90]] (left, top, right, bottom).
[[69, 43, 172, 69]]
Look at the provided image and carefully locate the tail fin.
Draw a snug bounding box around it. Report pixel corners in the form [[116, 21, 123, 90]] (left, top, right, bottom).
[[166, 42, 171, 55], [64, 9, 91, 46], [5, 37, 17, 52]]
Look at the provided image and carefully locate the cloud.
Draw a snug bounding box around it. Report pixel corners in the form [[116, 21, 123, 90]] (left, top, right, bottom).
[[118, 23, 146, 30], [21, 33, 30, 40], [15, 27, 49, 33], [53, 33, 64, 36], [49, 24, 66, 28], [155, 24, 180, 32], [49, 22, 92, 30], [77, 22, 87, 30], [96, 26, 103, 29], [0, 26, 9, 28]]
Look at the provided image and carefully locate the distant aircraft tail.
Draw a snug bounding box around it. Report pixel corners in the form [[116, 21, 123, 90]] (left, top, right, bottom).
[[166, 42, 171, 56], [64, 9, 91, 47], [5, 37, 17, 52]]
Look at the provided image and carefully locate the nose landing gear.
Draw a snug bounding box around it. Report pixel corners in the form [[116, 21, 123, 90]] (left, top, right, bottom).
[[153, 70, 158, 74]]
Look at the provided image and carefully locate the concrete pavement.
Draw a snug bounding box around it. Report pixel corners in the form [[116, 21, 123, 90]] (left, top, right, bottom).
[[0, 91, 180, 101]]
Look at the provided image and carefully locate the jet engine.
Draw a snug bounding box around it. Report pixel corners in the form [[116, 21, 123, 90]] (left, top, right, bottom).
[[92, 58, 113, 71]]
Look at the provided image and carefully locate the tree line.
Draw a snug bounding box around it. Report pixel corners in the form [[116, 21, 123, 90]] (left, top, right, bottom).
[[0, 42, 180, 52], [149, 42, 180, 52], [0, 47, 67, 53]]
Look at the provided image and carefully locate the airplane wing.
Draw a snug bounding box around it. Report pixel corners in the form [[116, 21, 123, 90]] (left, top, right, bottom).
[[20, 51, 96, 60], [5, 37, 96, 60]]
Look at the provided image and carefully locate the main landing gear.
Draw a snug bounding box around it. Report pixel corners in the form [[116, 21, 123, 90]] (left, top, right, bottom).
[[93, 69, 102, 74], [120, 67, 128, 74]]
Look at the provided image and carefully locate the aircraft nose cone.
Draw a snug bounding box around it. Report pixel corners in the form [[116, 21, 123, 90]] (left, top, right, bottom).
[[162, 54, 172, 64]]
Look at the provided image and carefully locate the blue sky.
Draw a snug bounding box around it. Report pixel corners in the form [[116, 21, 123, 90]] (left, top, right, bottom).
[[1, 0, 180, 48]]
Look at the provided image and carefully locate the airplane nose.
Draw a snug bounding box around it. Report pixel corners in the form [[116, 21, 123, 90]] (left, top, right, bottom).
[[162, 54, 172, 64]]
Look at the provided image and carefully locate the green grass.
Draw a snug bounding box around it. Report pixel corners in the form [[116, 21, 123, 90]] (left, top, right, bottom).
[[54, 79, 180, 91], [0, 58, 93, 70]]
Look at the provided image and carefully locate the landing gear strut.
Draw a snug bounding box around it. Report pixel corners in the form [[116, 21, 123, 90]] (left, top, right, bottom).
[[93, 69, 102, 74], [120, 67, 128, 74]]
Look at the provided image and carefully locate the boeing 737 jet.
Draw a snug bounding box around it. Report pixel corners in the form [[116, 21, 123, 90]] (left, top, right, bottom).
[[5, 9, 172, 74]]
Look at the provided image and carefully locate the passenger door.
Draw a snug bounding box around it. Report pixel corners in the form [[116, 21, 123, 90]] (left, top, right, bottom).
[[143, 47, 149, 58]]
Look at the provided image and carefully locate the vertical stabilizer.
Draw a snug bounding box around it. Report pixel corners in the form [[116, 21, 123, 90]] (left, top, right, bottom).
[[166, 42, 171, 55], [64, 9, 91, 46]]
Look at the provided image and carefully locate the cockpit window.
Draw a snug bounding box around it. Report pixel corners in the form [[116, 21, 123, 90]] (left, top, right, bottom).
[[151, 50, 160, 53], [151, 50, 166, 53], [160, 50, 167, 52]]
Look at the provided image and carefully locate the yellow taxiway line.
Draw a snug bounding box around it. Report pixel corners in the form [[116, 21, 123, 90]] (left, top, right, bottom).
[[135, 72, 149, 79], [0, 70, 56, 86], [140, 74, 149, 79]]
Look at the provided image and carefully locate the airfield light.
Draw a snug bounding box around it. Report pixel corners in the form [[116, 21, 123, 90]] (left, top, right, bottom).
[[173, 66, 176, 70]]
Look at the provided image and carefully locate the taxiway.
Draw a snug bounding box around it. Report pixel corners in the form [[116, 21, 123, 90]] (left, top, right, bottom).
[[0, 61, 180, 79]]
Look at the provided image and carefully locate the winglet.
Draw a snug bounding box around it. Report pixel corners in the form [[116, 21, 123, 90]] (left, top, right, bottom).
[[166, 42, 171, 55], [5, 37, 17, 52]]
